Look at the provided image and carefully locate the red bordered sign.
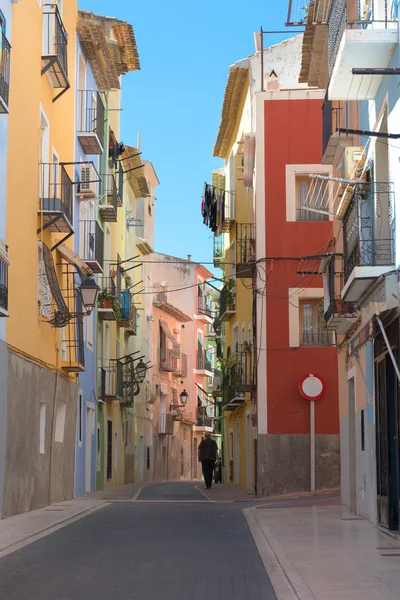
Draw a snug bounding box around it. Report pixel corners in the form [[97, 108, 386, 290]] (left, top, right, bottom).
[[298, 373, 326, 401]]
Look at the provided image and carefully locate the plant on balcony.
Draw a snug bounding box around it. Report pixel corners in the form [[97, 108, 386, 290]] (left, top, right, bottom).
[[98, 288, 113, 309], [113, 298, 122, 321], [225, 279, 236, 309]]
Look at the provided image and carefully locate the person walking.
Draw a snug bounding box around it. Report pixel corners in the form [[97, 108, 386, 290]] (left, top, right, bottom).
[[198, 432, 218, 489]]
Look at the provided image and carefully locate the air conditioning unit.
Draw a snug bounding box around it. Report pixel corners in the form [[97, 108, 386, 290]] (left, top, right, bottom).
[[341, 146, 366, 182], [78, 164, 97, 199]]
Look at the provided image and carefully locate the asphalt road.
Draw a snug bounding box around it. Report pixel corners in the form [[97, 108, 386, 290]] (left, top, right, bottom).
[[0, 483, 277, 599]]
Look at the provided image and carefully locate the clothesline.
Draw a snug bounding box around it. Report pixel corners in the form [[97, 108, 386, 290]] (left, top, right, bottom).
[[204, 182, 235, 195]]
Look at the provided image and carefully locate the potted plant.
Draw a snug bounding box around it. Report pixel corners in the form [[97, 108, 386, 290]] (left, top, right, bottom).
[[98, 289, 113, 309], [160, 357, 167, 369], [225, 279, 236, 311], [113, 298, 122, 321]]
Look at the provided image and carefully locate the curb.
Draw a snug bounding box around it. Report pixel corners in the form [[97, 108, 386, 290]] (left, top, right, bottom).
[[0, 503, 108, 559]]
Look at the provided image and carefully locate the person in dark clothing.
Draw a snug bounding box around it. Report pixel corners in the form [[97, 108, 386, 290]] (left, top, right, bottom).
[[198, 432, 218, 489]]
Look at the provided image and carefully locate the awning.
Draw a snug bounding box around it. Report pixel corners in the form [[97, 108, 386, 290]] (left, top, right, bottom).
[[57, 243, 93, 277], [160, 320, 180, 357]]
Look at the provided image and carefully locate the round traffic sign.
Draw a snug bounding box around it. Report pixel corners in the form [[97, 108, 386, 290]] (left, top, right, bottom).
[[298, 373, 325, 401]]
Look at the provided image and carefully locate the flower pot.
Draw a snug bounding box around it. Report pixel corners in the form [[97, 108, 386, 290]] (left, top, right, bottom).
[[227, 304, 235, 311], [109, 268, 117, 278], [99, 298, 112, 309]]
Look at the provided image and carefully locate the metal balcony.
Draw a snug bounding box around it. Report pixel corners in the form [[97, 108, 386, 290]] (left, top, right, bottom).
[[173, 352, 188, 378], [41, 4, 69, 95], [159, 348, 177, 372], [0, 250, 9, 317], [77, 90, 105, 155], [221, 192, 236, 232], [323, 254, 357, 335], [98, 278, 121, 321], [98, 360, 124, 401], [236, 223, 256, 278], [119, 290, 137, 333], [299, 331, 336, 346], [321, 95, 357, 165], [99, 174, 120, 222], [159, 412, 174, 435], [196, 295, 213, 324], [61, 294, 85, 373], [342, 182, 395, 301], [80, 220, 104, 273], [38, 163, 73, 232], [195, 349, 213, 375], [0, 32, 11, 113], [213, 236, 224, 267], [327, 0, 398, 101], [218, 284, 235, 322], [196, 408, 213, 428]]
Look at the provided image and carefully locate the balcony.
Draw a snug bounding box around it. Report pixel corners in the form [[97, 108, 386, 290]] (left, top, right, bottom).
[[195, 295, 213, 324], [159, 348, 177, 372], [218, 284, 235, 321], [322, 95, 357, 165], [342, 183, 395, 302], [299, 331, 336, 346], [119, 290, 137, 335], [196, 407, 213, 429], [99, 174, 121, 222], [159, 412, 174, 435], [195, 349, 213, 377], [328, 1, 398, 101], [0, 246, 9, 317], [77, 91, 105, 155], [213, 236, 224, 267], [173, 352, 188, 378], [224, 345, 255, 410], [221, 192, 236, 232], [61, 295, 85, 373], [0, 32, 11, 113], [80, 220, 104, 273], [298, 0, 332, 88], [212, 369, 223, 397], [98, 278, 121, 321], [41, 4, 69, 95], [236, 223, 255, 278], [323, 254, 357, 335], [38, 163, 73, 232], [98, 360, 123, 401]]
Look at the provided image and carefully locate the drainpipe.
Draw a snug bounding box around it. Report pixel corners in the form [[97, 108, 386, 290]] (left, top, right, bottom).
[[376, 315, 400, 384]]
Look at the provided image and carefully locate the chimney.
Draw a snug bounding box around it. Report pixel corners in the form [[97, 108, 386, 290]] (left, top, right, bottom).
[[187, 255, 191, 262], [137, 133, 141, 151]]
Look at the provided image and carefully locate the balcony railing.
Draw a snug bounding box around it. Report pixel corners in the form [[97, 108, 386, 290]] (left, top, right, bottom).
[[77, 90, 105, 154], [322, 94, 344, 158], [159, 348, 176, 372], [196, 408, 213, 428], [218, 284, 235, 321], [99, 359, 123, 401], [173, 352, 188, 377], [61, 294, 85, 372], [213, 235, 224, 267], [80, 220, 104, 273], [197, 350, 212, 373], [98, 277, 121, 321], [0, 254, 8, 315], [39, 163, 73, 232], [41, 4, 69, 91], [300, 331, 336, 346], [343, 183, 395, 283], [120, 290, 135, 328], [99, 174, 118, 222], [296, 208, 329, 222], [236, 223, 255, 278], [159, 412, 174, 435], [197, 295, 212, 318], [0, 32, 11, 112], [324, 254, 357, 329]]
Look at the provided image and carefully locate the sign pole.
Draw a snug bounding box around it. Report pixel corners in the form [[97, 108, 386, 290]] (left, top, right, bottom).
[[310, 400, 315, 492]]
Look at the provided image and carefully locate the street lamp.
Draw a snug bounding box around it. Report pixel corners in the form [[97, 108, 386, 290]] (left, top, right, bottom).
[[179, 389, 189, 405], [135, 359, 147, 383], [78, 277, 100, 313]]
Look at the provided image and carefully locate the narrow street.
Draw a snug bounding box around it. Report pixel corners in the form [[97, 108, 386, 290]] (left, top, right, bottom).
[[0, 483, 276, 600]]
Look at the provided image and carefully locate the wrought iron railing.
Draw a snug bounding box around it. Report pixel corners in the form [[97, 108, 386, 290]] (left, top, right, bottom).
[[77, 90, 105, 149], [197, 350, 212, 372], [218, 284, 235, 320], [325, 254, 356, 323], [197, 295, 212, 317], [39, 163, 73, 225], [159, 348, 176, 372], [0, 32, 11, 109], [213, 235, 224, 264], [174, 352, 188, 377], [196, 408, 213, 428], [99, 360, 123, 400], [159, 412, 174, 435], [103, 174, 120, 210], [236, 223, 256, 264], [0, 255, 8, 313], [343, 183, 395, 283], [42, 4, 68, 76], [81, 220, 104, 269], [300, 331, 336, 346], [296, 208, 329, 221], [322, 93, 343, 156]]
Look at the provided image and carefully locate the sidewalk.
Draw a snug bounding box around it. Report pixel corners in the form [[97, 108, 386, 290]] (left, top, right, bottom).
[[247, 495, 400, 600]]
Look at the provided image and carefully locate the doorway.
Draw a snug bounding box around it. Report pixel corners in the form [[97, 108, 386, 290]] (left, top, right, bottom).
[[106, 420, 112, 480], [139, 435, 144, 482], [246, 414, 252, 492], [348, 377, 357, 512], [85, 406, 94, 493], [375, 316, 400, 530], [235, 422, 240, 486]]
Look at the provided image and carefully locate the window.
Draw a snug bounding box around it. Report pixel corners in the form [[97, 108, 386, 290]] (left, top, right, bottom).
[[107, 420, 112, 480], [299, 300, 333, 346], [296, 176, 329, 221], [114, 432, 118, 470], [39, 404, 46, 454], [147, 447, 150, 470], [361, 410, 365, 452], [55, 402, 66, 443], [78, 393, 83, 446]]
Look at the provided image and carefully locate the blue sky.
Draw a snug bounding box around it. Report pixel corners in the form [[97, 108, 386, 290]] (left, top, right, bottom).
[[79, 0, 297, 267]]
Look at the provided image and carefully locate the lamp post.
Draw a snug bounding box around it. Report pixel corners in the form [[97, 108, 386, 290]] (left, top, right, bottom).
[[179, 389, 189, 405], [78, 277, 100, 314], [135, 359, 147, 383]]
